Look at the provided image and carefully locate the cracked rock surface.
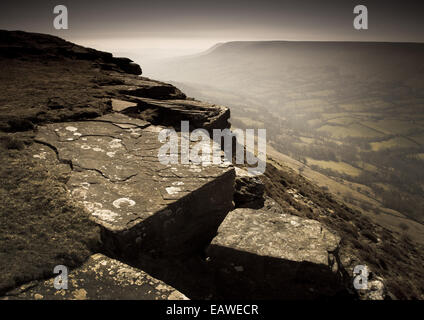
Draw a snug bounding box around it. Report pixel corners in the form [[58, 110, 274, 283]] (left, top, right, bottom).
[[0, 30, 237, 298], [34, 112, 235, 259], [5, 254, 187, 300]]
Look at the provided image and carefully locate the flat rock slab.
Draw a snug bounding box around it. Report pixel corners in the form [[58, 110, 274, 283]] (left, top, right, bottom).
[[35, 113, 235, 259], [206, 206, 347, 299], [6, 254, 187, 300], [111, 99, 138, 112], [208, 207, 340, 265]]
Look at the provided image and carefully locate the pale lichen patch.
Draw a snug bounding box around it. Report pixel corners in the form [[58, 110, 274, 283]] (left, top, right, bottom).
[[166, 187, 181, 195], [65, 126, 78, 132], [33, 152, 47, 159], [109, 139, 123, 149], [80, 182, 90, 189], [112, 198, 136, 209], [92, 209, 119, 222], [290, 220, 301, 227]]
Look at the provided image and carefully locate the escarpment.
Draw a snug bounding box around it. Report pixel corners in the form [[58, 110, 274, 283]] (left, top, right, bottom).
[[4, 30, 421, 300]]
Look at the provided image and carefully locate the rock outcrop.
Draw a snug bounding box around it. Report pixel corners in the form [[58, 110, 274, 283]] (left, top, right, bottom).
[[206, 199, 350, 299], [1, 30, 400, 300], [116, 97, 230, 134], [0, 30, 141, 75], [4, 254, 187, 300], [104, 73, 187, 100], [0, 30, 231, 133], [0, 30, 235, 297], [34, 112, 235, 260]]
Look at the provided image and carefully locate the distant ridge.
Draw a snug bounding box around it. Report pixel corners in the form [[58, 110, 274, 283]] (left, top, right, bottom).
[[203, 39, 424, 51], [150, 39, 424, 85], [200, 40, 424, 55]]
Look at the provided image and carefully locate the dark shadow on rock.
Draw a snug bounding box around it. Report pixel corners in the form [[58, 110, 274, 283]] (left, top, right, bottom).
[[107, 245, 355, 300]]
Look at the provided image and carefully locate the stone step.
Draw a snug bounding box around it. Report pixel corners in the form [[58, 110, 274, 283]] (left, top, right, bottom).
[[34, 113, 235, 260], [206, 200, 351, 299], [4, 254, 187, 300]]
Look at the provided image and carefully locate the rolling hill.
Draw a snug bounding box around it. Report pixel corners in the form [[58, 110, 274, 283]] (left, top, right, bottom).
[[146, 41, 424, 226]]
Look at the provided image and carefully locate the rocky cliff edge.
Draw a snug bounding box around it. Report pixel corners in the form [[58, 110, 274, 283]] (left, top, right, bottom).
[[1, 30, 411, 300]]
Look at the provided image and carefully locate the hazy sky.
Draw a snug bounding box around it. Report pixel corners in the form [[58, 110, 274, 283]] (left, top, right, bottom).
[[1, 0, 423, 59]]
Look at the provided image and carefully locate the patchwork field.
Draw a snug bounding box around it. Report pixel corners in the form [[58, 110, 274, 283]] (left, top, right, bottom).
[[153, 41, 424, 225], [306, 158, 363, 177], [370, 137, 418, 151], [317, 123, 384, 139], [363, 119, 423, 135]]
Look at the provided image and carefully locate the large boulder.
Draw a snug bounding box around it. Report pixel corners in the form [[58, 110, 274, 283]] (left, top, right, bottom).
[[206, 202, 352, 299], [34, 113, 235, 261], [4, 254, 187, 300]]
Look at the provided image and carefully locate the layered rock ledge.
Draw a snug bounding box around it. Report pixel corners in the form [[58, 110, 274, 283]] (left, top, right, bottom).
[[0, 30, 231, 133], [117, 97, 231, 133]]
